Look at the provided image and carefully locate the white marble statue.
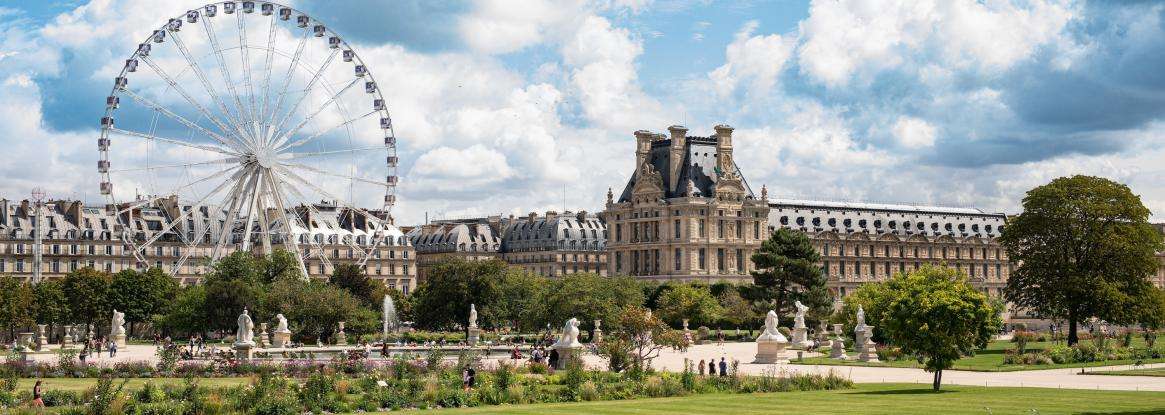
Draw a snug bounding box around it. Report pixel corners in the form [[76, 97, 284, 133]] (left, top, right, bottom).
[[757, 310, 787, 342], [236, 309, 255, 345], [554, 317, 582, 348], [110, 309, 126, 336], [855, 305, 868, 334], [275, 314, 290, 333], [468, 304, 478, 329], [794, 301, 808, 329]]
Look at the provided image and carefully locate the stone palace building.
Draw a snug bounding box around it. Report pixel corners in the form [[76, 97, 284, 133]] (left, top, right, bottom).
[[0, 198, 417, 290]]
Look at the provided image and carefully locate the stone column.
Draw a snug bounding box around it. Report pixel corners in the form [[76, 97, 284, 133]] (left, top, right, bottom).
[[591, 319, 603, 344], [829, 324, 847, 359], [258, 323, 270, 348], [61, 325, 74, 348], [36, 324, 47, 351], [857, 326, 880, 362], [335, 321, 348, 346]]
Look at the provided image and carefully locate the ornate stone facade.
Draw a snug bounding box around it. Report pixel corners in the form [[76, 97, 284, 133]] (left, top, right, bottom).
[[602, 125, 770, 282], [768, 199, 1010, 298], [0, 198, 417, 290]]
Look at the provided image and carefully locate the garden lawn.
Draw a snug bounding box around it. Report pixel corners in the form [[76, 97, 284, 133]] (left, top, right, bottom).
[[793, 339, 1165, 372], [1087, 368, 1165, 377], [15, 377, 249, 392], [433, 383, 1165, 415]]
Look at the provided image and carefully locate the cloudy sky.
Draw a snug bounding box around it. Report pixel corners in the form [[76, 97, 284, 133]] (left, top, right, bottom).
[[2, 0, 1165, 224]]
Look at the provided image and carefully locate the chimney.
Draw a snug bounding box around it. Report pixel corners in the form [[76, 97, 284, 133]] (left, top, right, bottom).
[[668, 125, 688, 191], [576, 210, 587, 222], [528, 211, 537, 222], [714, 124, 734, 171], [634, 130, 654, 170], [545, 210, 558, 221]]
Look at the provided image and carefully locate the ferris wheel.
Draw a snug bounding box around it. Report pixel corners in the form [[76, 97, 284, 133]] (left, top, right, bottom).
[[97, 1, 399, 276]]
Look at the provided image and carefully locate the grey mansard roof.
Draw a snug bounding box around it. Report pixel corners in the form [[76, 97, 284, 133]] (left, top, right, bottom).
[[501, 212, 606, 252], [618, 135, 755, 203], [406, 221, 501, 254], [768, 198, 1007, 238]]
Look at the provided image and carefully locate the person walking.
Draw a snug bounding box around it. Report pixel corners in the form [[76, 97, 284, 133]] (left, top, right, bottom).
[[698, 359, 706, 376], [109, 339, 118, 358], [707, 358, 715, 376], [718, 357, 728, 377]]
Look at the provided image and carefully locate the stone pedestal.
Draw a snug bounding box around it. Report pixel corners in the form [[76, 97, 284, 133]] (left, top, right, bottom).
[[258, 323, 270, 348], [591, 328, 602, 344], [61, 325, 74, 348], [272, 331, 291, 348], [36, 324, 47, 351], [553, 345, 583, 370], [830, 338, 848, 359], [233, 343, 254, 361], [335, 322, 347, 346], [791, 327, 809, 350], [754, 339, 790, 364], [467, 327, 481, 345], [112, 333, 127, 348], [857, 326, 880, 362]]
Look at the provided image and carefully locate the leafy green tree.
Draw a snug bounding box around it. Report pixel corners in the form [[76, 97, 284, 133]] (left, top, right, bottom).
[[493, 269, 546, 331], [999, 175, 1163, 345], [533, 273, 644, 335], [33, 278, 69, 339], [108, 267, 178, 336], [749, 228, 831, 317], [329, 263, 379, 306], [263, 278, 377, 342], [62, 267, 111, 332], [654, 283, 722, 328], [880, 266, 1002, 391], [202, 252, 265, 333], [259, 249, 304, 283], [156, 285, 209, 337], [596, 306, 687, 373], [715, 288, 757, 329], [833, 281, 893, 344], [0, 277, 34, 337], [411, 259, 508, 332]]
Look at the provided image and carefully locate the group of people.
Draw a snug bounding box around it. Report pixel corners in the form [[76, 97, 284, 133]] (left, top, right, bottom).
[[697, 357, 731, 377], [77, 337, 118, 363]]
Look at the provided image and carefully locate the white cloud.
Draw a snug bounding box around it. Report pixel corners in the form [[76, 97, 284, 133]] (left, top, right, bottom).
[[891, 116, 936, 148], [562, 15, 666, 132], [457, 0, 588, 54], [709, 20, 795, 99]]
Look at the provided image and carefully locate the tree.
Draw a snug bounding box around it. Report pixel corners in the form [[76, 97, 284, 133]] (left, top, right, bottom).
[[533, 273, 644, 336], [202, 252, 265, 333], [63, 267, 111, 332], [492, 270, 546, 331], [259, 249, 304, 283], [411, 259, 509, 332], [263, 278, 376, 343], [0, 277, 34, 338], [880, 266, 1001, 391], [833, 281, 893, 344], [596, 306, 687, 373], [156, 285, 209, 336], [749, 228, 831, 317], [108, 267, 178, 336], [715, 288, 757, 329], [654, 283, 722, 328], [999, 176, 1163, 345], [329, 263, 378, 306], [33, 278, 70, 340]]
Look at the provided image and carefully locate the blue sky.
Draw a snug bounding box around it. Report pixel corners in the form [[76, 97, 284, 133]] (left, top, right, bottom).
[[1, 0, 1164, 224]]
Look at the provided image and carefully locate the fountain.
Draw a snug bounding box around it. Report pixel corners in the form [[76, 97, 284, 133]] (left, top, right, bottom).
[[383, 294, 398, 338]]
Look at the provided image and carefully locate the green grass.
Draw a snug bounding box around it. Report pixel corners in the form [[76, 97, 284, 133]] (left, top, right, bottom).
[[1086, 368, 1165, 377], [15, 377, 250, 392], [429, 383, 1165, 415], [793, 339, 1165, 372]]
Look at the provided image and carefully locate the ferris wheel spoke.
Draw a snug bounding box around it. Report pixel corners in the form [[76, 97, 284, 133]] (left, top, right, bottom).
[[209, 166, 258, 261], [109, 156, 239, 173], [107, 127, 239, 157], [264, 28, 311, 141], [114, 164, 241, 217], [261, 169, 308, 276], [275, 165, 391, 228], [137, 56, 250, 150], [281, 145, 385, 160], [201, 14, 254, 145], [283, 162, 392, 187], [119, 88, 247, 154], [135, 166, 248, 252], [270, 48, 339, 144], [277, 109, 378, 152], [166, 31, 251, 147], [258, 15, 278, 132], [236, 10, 259, 136], [270, 77, 360, 147]]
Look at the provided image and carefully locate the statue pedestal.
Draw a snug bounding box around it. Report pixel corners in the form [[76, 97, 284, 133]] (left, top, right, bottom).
[[233, 342, 254, 361], [591, 328, 602, 344], [857, 327, 879, 362], [754, 339, 790, 364], [830, 338, 848, 359], [112, 333, 127, 348], [790, 326, 809, 350], [553, 345, 583, 370], [35, 325, 47, 351], [17, 332, 33, 351], [258, 323, 270, 348], [467, 327, 481, 345], [272, 331, 291, 348], [61, 325, 73, 348]]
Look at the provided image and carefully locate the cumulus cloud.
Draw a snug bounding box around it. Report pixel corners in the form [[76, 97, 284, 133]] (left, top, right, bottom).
[[891, 116, 936, 148], [709, 20, 795, 99]]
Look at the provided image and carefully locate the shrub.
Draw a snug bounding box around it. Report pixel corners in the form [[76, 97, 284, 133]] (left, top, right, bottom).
[[42, 389, 81, 407], [299, 371, 341, 412]]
